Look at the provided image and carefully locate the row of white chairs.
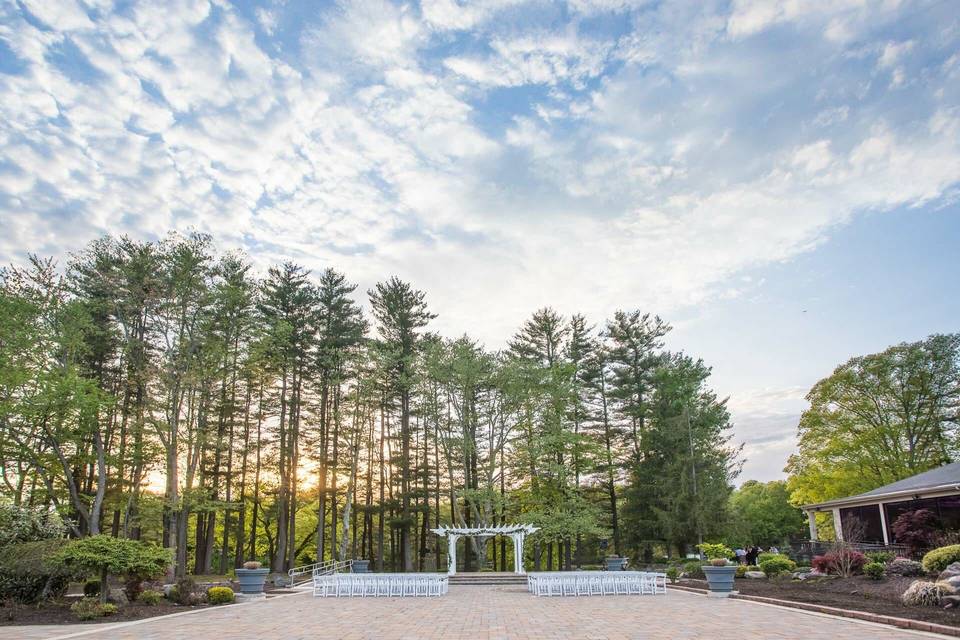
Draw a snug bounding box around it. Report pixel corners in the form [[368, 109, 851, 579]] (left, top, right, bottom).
[[526, 571, 667, 597], [313, 573, 449, 598]]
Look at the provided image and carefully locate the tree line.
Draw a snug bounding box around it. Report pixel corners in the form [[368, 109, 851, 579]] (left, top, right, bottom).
[[0, 233, 741, 577]]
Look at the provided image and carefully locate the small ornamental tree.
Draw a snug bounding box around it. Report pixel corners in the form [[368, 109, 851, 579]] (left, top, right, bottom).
[[56, 535, 172, 604], [892, 510, 940, 556]]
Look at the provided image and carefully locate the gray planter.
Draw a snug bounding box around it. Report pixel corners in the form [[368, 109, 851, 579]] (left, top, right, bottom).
[[235, 568, 270, 594], [604, 557, 628, 571], [702, 565, 737, 595], [352, 559, 370, 573]]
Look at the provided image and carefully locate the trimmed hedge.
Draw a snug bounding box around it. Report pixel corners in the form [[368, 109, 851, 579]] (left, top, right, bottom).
[[863, 561, 885, 580], [207, 586, 235, 604], [758, 555, 796, 577], [921, 545, 960, 574], [0, 539, 77, 603]]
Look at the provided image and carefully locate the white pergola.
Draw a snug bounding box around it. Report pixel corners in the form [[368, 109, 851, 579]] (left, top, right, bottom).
[[431, 524, 539, 575]]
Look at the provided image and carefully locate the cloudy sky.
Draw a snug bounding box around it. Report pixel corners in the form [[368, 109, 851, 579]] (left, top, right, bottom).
[[1, 0, 958, 482]]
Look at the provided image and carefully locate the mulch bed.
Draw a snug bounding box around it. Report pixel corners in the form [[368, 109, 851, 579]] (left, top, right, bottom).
[[0, 597, 212, 625], [682, 575, 960, 628]]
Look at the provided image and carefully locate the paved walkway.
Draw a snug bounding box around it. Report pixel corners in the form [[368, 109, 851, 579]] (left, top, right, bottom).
[[0, 586, 949, 640]]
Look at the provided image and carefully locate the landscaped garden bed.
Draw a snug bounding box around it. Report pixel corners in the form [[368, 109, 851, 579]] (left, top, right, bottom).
[[0, 596, 211, 626], [680, 575, 960, 627]]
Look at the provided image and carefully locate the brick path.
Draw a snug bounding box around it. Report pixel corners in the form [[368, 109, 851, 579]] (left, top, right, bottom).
[[0, 586, 949, 640]]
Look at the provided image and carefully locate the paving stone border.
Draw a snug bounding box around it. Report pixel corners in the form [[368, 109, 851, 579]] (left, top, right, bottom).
[[670, 583, 960, 638]]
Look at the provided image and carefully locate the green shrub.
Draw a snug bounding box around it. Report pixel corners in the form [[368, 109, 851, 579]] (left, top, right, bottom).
[[697, 543, 733, 562], [207, 586, 235, 604], [171, 576, 198, 605], [864, 562, 886, 580], [0, 502, 67, 546], [682, 560, 704, 579], [665, 566, 679, 583], [736, 564, 748, 578], [922, 545, 960, 574], [902, 580, 946, 606], [759, 555, 796, 577], [757, 552, 780, 565], [83, 580, 101, 597], [56, 535, 172, 604], [866, 551, 895, 565], [138, 589, 163, 605], [70, 598, 119, 620], [0, 539, 77, 603]]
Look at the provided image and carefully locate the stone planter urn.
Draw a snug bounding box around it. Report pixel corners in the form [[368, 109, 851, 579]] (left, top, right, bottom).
[[352, 559, 370, 573], [702, 565, 738, 596], [235, 562, 270, 594]]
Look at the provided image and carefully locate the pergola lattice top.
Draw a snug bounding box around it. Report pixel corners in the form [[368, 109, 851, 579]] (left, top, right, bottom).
[[430, 524, 538, 537]]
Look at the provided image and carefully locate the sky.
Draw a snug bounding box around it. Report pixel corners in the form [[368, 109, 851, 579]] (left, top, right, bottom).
[[1, 0, 958, 483]]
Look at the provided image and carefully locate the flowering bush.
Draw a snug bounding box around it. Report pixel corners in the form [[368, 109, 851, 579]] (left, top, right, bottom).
[[0, 502, 67, 546], [886, 557, 925, 577]]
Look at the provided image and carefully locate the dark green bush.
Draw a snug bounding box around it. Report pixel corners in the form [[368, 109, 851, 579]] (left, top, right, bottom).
[[138, 589, 163, 605], [171, 576, 198, 605], [864, 562, 886, 580], [665, 566, 679, 583], [207, 586, 235, 604], [83, 580, 101, 597], [866, 551, 895, 565], [0, 539, 76, 603]]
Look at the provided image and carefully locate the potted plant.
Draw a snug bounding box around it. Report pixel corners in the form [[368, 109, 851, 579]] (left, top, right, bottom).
[[698, 543, 737, 597], [235, 561, 270, 594]]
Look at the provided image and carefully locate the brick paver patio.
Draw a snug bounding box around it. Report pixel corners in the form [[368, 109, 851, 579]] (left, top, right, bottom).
[[0, 585, 949, 640]]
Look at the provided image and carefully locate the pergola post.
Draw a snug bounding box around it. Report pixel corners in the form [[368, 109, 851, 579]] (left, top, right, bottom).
[[832, 508, 844, 541], [806, 510, 818, 541], [447, 534, 459, 576]]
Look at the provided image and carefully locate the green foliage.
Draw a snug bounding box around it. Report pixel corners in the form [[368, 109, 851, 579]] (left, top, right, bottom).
[[697, 542, 733, 561], [0, 539, 77, 603], [138, 589, 163, 605], [922, 545, 960, 574], [866, 551, 895, 565], [207, 586, 235, 604], [56, 535, 171, 603], [864, 562, 886, 580], [0, 503, 68, 546], [71, 598, 118, 620], [902, 580, 945, 607], [665, 566, 679, 583], [727, 481, 805, 547], [759, 555, 796, 577], [682, 560, 704, 579], [787, 334, 960, 511], [169, 576, 198, 605], [83, 580, 101, 597]]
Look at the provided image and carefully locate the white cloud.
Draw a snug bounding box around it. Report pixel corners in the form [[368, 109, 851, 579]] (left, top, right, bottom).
[[1, 0, 959, 480]]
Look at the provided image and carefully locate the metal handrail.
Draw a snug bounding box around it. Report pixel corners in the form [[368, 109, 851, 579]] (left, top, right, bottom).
[[289, 559, 353, 586]]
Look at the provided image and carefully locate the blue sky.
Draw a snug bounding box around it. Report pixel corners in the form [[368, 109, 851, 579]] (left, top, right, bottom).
[[1, 0, 958, 482]]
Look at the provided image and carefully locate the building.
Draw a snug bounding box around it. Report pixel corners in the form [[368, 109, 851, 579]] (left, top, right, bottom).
[[802, 462, 960, 545]]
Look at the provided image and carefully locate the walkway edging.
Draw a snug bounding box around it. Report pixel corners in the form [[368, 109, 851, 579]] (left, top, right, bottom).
[[43, 590, 309, 640], [670, 583, 960, 638]]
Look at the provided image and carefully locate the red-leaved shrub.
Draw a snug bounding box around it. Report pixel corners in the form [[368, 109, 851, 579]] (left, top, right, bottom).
[[892, 509, 940, 555], [812, 550, 866, 576]]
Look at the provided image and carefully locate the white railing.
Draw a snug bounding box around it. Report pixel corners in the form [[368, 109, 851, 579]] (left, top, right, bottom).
[[288, 559, 353, 586], [313, 573, 449, 598], [526, 571, 667, 597]]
